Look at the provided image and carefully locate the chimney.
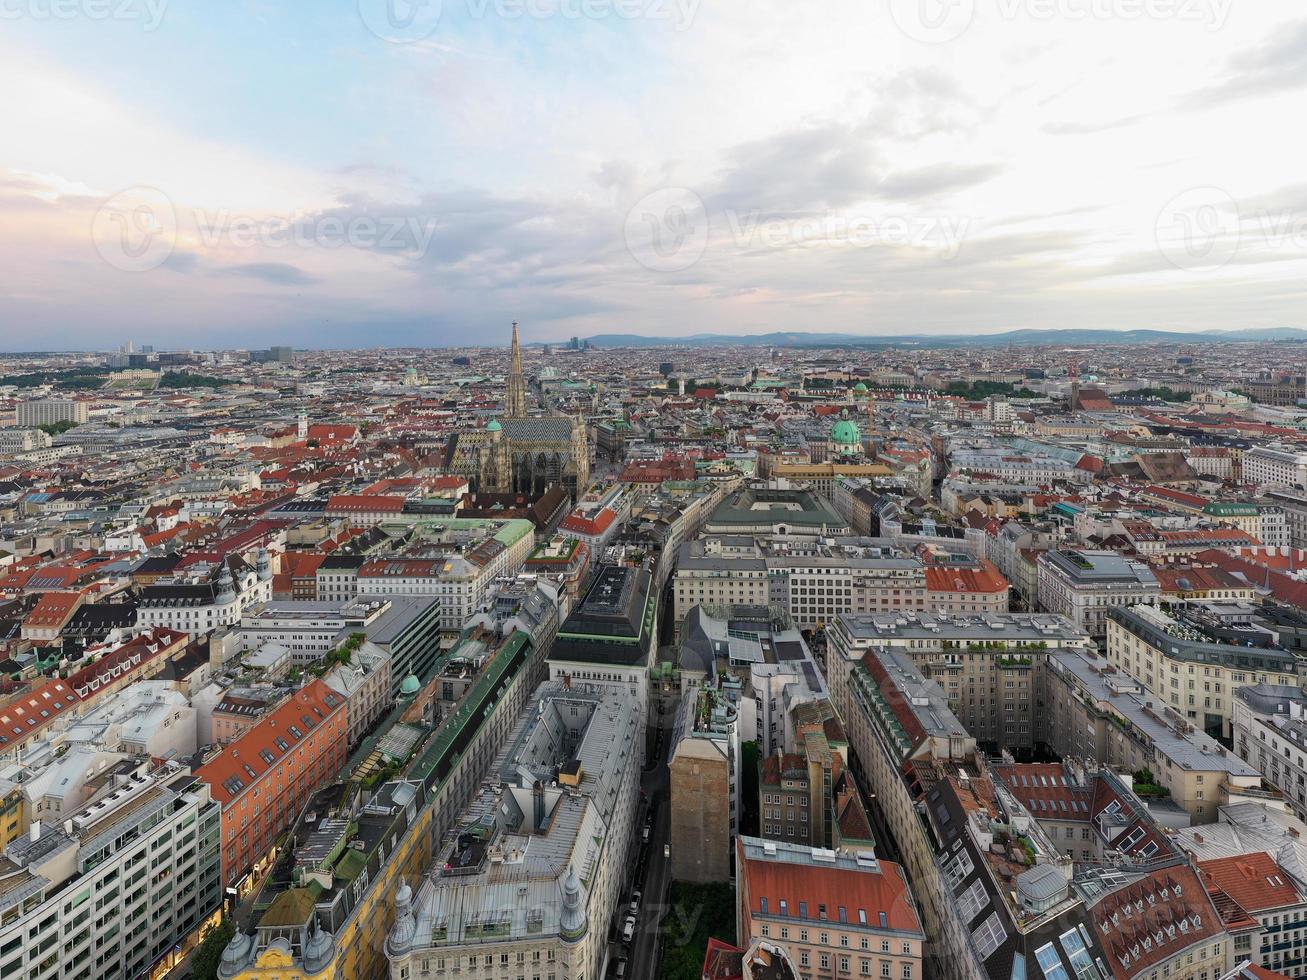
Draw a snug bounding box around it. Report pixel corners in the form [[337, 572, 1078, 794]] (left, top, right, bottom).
[[30, 820, 41, 842]]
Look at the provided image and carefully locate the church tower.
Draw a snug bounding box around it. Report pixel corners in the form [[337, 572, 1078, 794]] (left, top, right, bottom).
[[506, 320, 527, 418]]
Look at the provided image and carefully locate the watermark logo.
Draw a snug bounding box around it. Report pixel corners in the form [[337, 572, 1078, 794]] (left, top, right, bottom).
[[92, 186, 442, 272], [624, 187, 709, 274], [0, 0, 170, 29], [624, 188, 971, 272], [1155, 186, 1240, 272], [92, 186, 177, 273], [887, 0, 1231, 44], [359, 0, 698, 40], [888, 0, 976, 44], [358, 0, 443, 43]]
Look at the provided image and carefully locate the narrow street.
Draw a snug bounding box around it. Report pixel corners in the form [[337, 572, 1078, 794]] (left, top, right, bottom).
[[610, 698, 675, 980]]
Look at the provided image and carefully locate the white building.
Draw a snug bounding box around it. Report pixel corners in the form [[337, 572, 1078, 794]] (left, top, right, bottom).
[[1245, 445, 1307, 490], [1233, 685, 1307, 823], [0, 759, 222, 980], [15, 399, 89, 428], [137, 553, 273, 634], [385, 682, 641, 980], [1036, 549, 1161, 638]]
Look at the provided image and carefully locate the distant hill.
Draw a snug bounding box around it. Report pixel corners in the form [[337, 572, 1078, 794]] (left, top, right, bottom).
[[578, 327, 1307, 349]]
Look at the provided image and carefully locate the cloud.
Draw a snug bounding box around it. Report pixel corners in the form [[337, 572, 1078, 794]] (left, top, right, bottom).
[[218, 262, 320, 286], [1181, 18, 1307, 109], [876, 163, 1003, 202]]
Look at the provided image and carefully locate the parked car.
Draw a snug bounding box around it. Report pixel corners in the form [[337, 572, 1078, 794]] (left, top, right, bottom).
[[621, 916, 636, 943], [641, 827, 650, 843]]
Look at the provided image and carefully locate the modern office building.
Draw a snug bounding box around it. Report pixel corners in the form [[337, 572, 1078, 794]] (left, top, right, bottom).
[[547, 563, 658, 713], [0, 758, 221, 980], [15, 399, 89, 428]]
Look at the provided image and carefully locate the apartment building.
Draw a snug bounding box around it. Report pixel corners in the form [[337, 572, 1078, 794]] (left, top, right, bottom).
[[1245, 446, 1307, 490], [1199, 853, 1307, 979], [735, 836, 925, 980], [384, 683, 641, 980], [1043, 650, 1261, 823], [675, 536, 1009, 630], [1106, 603, 1300, 740], [1233, 685, 1307, 824], [137, 555, 272, 634], [826, 611, 1093, 755], [15, 398, 88, 428], [0, 759, 221, 980], [1037, 549, 1161, 639], [547, 563, 657, 716], [676, 605, 830, 757], [669, 685, 737, 882], [196, 679, 347, 892], [217, 621, 552, 980]]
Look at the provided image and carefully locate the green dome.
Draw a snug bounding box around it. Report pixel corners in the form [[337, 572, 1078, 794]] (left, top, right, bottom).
[[830, 419, 861, 446], [399, 674, 421, 696], [486, 419, 502, 432], [853, 382, 868, 392]]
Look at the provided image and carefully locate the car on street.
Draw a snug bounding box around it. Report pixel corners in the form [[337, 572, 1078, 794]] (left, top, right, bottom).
[[621, 915, 636, 943]]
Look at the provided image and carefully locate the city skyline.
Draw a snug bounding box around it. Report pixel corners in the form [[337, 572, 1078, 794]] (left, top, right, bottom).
[[3, 4, 1307, 348]]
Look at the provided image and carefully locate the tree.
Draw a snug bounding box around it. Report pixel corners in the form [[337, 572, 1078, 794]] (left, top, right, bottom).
[[192, 915, 235, 980], [661, 882, 736, 980], [37, 420, 78, 436]]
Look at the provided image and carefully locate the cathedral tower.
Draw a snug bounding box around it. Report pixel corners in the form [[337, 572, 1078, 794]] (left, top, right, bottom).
[[505, 320, 527, 418]]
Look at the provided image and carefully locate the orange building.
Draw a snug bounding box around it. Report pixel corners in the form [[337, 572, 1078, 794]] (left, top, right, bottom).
[[196, 679, 348, 891]]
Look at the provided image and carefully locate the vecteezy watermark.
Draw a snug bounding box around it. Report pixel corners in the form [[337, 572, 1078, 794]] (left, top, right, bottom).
[[623, 187, 971, 273], [624, 188, 710, 274], [1154, 186, 1241, 272], [357, 0, 443, 43], [92, 186, 442, 273], [358, 0, 698, 42], [888, 0, 1230, 44], [190, 209, 441, 255], [0, 0, 169, 29], [1156, 186, 1307, 273], [92, 187, 178, 273], [725, 210, 971, 258]]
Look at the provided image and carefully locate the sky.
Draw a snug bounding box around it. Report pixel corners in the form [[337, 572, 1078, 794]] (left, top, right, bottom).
[[2, 0, 1307, 351]]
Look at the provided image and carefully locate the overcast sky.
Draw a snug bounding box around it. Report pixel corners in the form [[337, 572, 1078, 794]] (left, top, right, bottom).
[[2, 0, 1306, 350]]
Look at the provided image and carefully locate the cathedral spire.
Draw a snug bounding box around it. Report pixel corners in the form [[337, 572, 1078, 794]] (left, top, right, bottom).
[[506, 320, 526, 418]]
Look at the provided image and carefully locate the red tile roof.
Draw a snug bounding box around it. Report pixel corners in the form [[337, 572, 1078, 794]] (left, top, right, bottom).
[[990, 763, 1092, 821], [326, 494, 406, 513], [196, 679, 346, 806], [1199, 853, 1301, 914], [924, 559, 1008, 595], [560, 507, 617, 537], [1089, 865, 1223, 979], [0, 679, 80, 748], [67, 627, 188, 699], [738, 841, 922, 934], [24, 590, 82, 629]]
